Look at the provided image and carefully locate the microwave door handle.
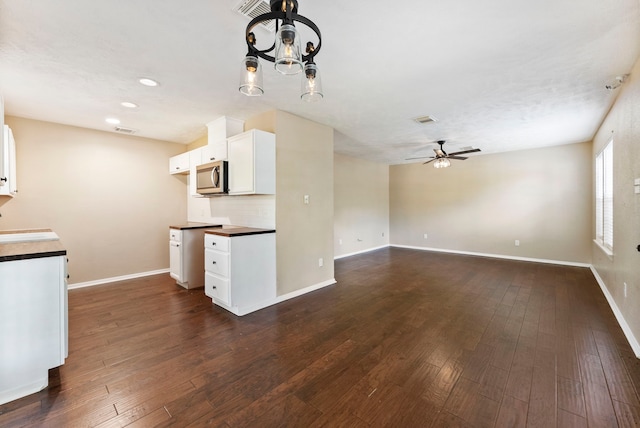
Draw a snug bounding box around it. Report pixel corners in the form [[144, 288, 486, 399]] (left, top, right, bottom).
[[212, 166, 220, 188]]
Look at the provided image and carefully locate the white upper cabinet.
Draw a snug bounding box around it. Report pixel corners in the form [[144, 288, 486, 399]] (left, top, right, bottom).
[[200, 141, 227, 163], [169, 152, 189, 175], [227, 130, 275, 195], [0, 125, 17, 197]]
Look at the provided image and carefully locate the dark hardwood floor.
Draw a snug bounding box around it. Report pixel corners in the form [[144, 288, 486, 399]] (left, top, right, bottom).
[[2, 247, 640, 427]]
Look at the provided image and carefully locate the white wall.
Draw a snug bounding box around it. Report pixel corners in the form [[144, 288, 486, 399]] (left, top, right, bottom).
[[334, 152, 389, 258], [245, 110, 335, 296], [591, 57, 640, 351], [389, 142, 593, 264], [0, 116, 187, 284]]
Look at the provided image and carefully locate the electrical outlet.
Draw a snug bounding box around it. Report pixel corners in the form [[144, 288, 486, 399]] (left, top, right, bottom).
[[318, 258, 323, 267], [304, 195, 310, 204], [624, 282, 628, 298], [423, 233, 428, 239], [339, 239, 343, 245], [515, 240, 520, 247]]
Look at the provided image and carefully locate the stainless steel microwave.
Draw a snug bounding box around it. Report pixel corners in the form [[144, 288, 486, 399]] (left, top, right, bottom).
[[196, 160, 228, 195]]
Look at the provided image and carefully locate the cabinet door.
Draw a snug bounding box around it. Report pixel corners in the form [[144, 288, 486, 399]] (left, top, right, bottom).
[[228, 134, 255, 194], [201, 141, 227, 163], [169, 152, 190, 174], [169, 241, 183, 281], [0, 125, 16, 197]]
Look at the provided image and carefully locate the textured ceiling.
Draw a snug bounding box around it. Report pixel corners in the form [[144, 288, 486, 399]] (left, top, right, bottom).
[[0, 0, 639, 164]]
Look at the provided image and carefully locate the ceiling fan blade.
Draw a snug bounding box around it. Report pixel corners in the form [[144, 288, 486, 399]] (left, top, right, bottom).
[[448, 156, 468, 160], [405, 156, 434, 160], [448, 148, 481, 156], [423, 158, 437, 165]]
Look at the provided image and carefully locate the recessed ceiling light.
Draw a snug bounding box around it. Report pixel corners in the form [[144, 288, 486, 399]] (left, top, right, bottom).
[[121, 101, 138, 108], [105, 117, 121, 125], [138, 78, 159, 87]]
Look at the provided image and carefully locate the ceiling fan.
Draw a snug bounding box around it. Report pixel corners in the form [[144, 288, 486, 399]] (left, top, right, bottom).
[[406, 140, 481, 168]]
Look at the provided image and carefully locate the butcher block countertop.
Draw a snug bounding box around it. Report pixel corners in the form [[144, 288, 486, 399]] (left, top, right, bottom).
[[205, 226, 276, 237], [0, 229, 67, 262], [169, 222, 222, 230]]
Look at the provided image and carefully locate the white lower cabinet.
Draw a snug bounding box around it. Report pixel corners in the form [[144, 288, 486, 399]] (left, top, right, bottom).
[[204, 232, 276, 316], [0, 255, 67, 405]]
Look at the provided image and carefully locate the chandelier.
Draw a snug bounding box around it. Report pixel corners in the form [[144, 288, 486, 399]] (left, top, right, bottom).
[[239, 0, 323, 102]]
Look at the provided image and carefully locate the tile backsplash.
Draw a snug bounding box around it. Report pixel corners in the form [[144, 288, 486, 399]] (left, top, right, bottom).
[[188, 189, 275, 229]]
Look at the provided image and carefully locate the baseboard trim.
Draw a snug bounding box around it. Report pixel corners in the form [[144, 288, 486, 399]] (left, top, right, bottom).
[[68, 269, 170, 290], [275, 279, 337, 304], [390, 244, 591, 268], [590, 266, 640, 358], [334, 245, 390, 260]]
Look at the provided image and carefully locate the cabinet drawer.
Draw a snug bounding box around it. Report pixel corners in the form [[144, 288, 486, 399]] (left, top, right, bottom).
[[204, 234, 230, 252], [169, 229, 182, 242], [205, 272, 230, 305], [205, 249, 229, 277]]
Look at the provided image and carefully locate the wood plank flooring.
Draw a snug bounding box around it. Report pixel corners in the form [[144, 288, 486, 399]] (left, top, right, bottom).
[[1, 247, 640, 427]]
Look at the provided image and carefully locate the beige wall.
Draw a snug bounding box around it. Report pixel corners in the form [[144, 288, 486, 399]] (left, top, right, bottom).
[[246, 110, 334, 296], [0, 116, 187, 284], [390, 142, 593, 264], [334, 152, 389, 257], [591, 57, 640, 344]]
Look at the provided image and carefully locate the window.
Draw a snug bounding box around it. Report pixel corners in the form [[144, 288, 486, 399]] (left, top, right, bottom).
[[595, 139, 613, 253]]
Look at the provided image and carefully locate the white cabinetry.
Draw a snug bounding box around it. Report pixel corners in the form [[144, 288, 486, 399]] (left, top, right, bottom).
[[201, 143, 225, 164], [169, 152, 190, 175], [0, 125, 17, 197], [0, 255, 67, 405], [169, 227, 207, 289], [227, 130, 275, 195], [204, 232, 276, 316]]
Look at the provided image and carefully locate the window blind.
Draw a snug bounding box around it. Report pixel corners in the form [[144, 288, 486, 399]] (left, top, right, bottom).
[[603, 142, 613, 250], [595, 139, 613, 252]]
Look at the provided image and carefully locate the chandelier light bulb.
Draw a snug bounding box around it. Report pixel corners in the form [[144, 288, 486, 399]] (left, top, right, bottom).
[[275, 24, 303, 75], [301, 62, 323, 102], [239, 55, 264, 96]]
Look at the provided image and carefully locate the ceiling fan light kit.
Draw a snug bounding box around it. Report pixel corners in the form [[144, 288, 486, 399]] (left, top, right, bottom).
[[433, 157, 451, 168], [406, 140, 481, 168], [239, 0, 323, 101]]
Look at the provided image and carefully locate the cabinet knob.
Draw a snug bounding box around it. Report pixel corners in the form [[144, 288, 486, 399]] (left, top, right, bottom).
[[0, 177, 6, 182], [212, 286, 217, 289], [212, 261, 217, 264]]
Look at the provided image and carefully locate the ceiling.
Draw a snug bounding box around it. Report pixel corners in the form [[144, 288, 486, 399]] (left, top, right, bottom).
[[1, 0, 639, 164]]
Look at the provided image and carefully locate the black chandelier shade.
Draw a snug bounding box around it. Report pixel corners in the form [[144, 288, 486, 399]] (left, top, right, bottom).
[[239, 0, 324, 101]]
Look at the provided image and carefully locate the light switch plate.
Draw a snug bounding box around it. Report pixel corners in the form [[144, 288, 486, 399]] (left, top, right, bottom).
[[634, 178, 640, 185]]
